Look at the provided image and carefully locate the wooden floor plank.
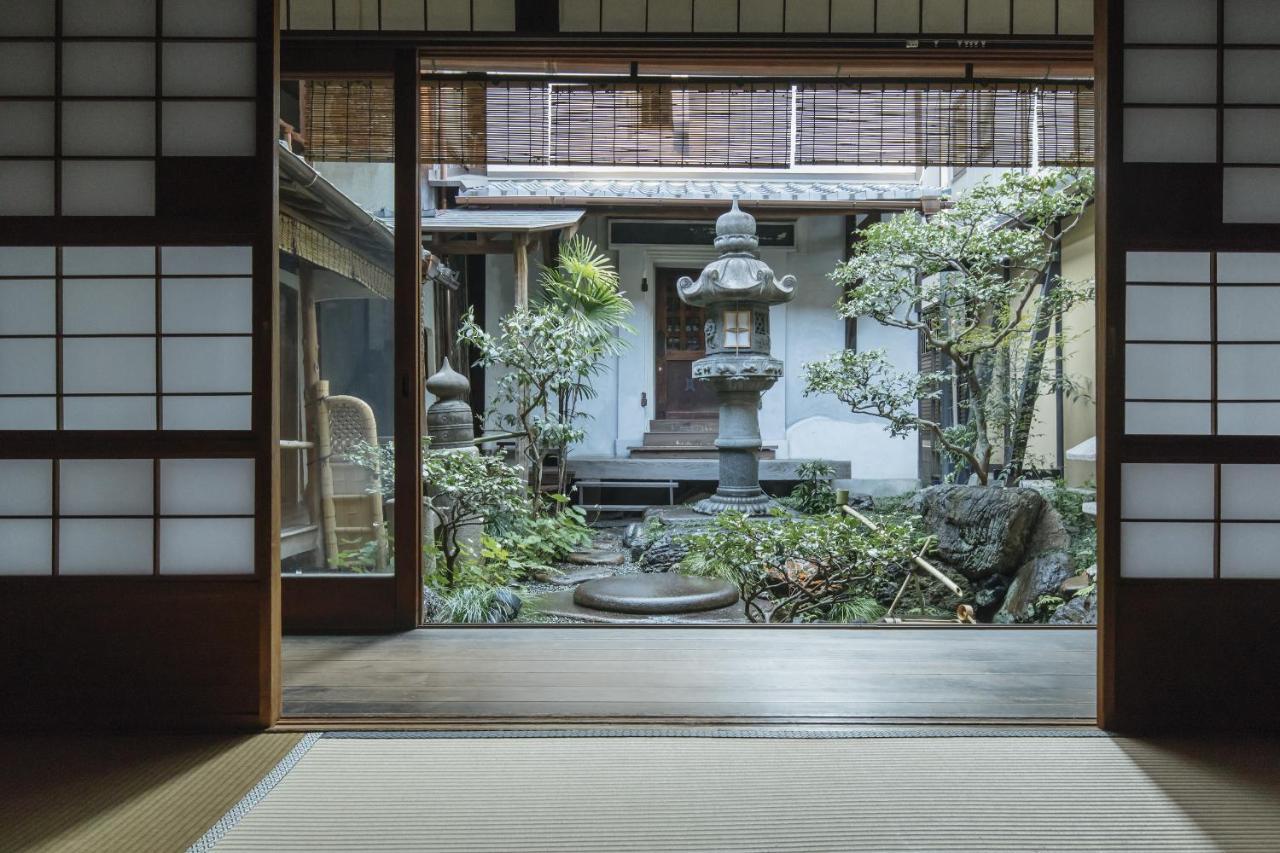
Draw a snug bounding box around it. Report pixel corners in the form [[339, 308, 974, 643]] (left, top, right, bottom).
[[283, 627, 1097, 721]]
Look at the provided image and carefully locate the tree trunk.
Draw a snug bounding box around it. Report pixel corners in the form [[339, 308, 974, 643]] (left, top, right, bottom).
[[1005, 274, 1056, 486]]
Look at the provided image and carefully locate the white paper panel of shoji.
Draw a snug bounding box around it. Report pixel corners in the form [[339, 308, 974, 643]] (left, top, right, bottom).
[[1218, 402, 1280, 435], [162, 100, 256, 157], [472, 0, 515, 30], [161, 395, 252, 430], [62, 101, 156, 157], [1125, 285, 1210, 340], [1224, 111, 1280, 165], [1123, 50, 1217, 104], [643, 0, 692, 32], [162, 278, 253, 333], [64, 246, 155, 276], [1121, 463, 1215, 520], [63, 278, 155, 334], [743, 0, 788, 32], [1127, 251, 1211, 283], [1058, 0, 1092, 35], [162, 43, 256, 97], [160, 458, 254, 515], [0, 101, 55, 156], [62, 43, 156, 97], [59, 458, 153, 515], [921, 0, 963, 32], [876, 0, 919, 32], [0, 519, 53, 575], [286, 0, 334, 29], [161, 246, 252, 276], [0, 43, 55, 96], [1224, 51, 1280, 105], [377, 0, 425, 29], [0, 339, 56, 394], [161, 338, 252, 393], [159, 517, 254, 574], [63, 338, 156, 394], [59, 518, 153, 574], [1124, 0, 1217, 43], [1218, 345, 1280, 400], [63, 0, 156, 35], [1218, 288, 1280, 341], [785, 0, 830, 32], [560, 0, 601, 31], [61, 161, 156, 217], [163, 0, 257, 36], [0, 0, 56, 35], [1224, 168, 1280, 224], [0, 246, 54, 276], [1125, 344, 1211, 400], [0, 398, 56, 430], [63, 397, 157, 430], [1121, 521, 1215, 578], [0, 279, 55, 334], [1225, 0, 1280, 43], [1220, 524, 1280, 578], [0, 459, 53, 515], [0, 161, 55, 216], [1221, 465, 1280, 519], [1125, 402, 1212, 435], [966, 0, 1009, 32], [1123, 108, 1218, 163], [831, 0, 875, 32], [1013, 0, 1056, 35], [1219, 253, 1280, 285]]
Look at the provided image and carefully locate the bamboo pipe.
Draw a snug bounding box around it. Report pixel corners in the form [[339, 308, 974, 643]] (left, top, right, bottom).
[[842, 505, 962, 596]]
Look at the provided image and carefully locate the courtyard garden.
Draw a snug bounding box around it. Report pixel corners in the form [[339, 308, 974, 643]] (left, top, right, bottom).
[[349, 169, 1099, 626]]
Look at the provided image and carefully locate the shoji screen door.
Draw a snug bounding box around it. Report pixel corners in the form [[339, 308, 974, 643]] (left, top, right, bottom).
[[0, 0, 278, 728], [1101, 0, 1280, 731]]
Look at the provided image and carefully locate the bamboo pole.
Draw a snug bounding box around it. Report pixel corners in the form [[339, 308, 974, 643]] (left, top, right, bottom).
[[300, 265, 339, 568], [311, 380, 340, 569], [513, 232, 529, 307], [842, 505, 962, 595]]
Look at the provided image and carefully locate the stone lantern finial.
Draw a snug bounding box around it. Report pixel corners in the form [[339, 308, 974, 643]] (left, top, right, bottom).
[[425, 357, 475, 449]]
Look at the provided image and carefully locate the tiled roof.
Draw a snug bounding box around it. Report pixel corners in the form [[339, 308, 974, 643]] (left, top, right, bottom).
[[456, 177, 940, 205], [419, 207, 587, 232]]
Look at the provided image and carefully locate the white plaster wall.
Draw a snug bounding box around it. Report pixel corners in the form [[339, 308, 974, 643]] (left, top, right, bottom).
[[311, 162, 396, 216], [469, 212, 918, 484]]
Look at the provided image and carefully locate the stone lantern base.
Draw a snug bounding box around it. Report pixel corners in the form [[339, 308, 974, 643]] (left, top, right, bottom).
[[691, 357, 783, 517]]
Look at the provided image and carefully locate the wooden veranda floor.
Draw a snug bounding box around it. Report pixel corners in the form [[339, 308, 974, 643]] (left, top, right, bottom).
[[282, 627, 1096, 723]]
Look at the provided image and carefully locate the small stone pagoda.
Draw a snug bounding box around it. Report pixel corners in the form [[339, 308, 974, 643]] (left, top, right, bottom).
[[677, 200, 796, 516]]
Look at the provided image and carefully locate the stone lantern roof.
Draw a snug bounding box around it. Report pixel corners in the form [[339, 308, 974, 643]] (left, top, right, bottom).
[[676, 200, 797, 308]]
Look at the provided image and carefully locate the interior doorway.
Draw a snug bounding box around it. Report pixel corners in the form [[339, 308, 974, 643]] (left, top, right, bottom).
[[655, 267, 719, 421]]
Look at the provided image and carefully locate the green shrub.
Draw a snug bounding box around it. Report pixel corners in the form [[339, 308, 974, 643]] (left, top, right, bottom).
[[778, 460, 838, 515], [676, 510, 929, 623]]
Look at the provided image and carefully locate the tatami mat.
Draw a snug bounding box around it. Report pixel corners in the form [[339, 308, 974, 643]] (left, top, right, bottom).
[[0, 733, 304, 853], [207, 733, 1280, 852]]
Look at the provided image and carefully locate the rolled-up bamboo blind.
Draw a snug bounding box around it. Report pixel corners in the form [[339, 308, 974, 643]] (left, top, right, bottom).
[[306, 76, 1094, 168]]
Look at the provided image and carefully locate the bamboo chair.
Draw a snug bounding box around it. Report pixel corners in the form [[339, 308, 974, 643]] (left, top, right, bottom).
[[323, 394, 389, 571]]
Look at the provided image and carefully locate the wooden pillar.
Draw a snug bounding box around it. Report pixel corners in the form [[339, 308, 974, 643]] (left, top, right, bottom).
[[513, 232, 529, 307], [300, 263, 339, 568], [393, 48, 423, 629]]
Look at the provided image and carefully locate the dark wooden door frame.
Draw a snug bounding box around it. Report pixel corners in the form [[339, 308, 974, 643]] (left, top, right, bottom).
[[279, 49, 423, 634], [654, 267, 718, 420]]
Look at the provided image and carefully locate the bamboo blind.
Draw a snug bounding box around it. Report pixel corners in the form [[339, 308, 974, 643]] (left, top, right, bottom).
[[305, 77, 1094, 168], [1038, 84, 1096, 167], [305, 80, 396, 162]]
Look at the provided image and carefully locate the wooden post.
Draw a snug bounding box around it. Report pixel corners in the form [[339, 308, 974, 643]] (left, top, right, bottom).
[[299, 263, 338, 568], [513, 232, 529, 307], [312, 380, 340, 568]]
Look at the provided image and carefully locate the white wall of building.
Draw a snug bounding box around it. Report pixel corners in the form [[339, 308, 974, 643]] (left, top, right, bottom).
[[475, 213, 920, 486]]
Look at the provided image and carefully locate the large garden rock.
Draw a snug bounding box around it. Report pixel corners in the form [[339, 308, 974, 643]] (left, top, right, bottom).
[[994, 550, 1074, 623], [636, 534, 689, 572], [915, 485, 1050, 580], [1049, 588, 1098, 625]]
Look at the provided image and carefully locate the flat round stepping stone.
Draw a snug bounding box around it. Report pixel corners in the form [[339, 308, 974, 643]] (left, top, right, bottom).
[[573, 574, 739, 615], [565, 548, 626, 566]]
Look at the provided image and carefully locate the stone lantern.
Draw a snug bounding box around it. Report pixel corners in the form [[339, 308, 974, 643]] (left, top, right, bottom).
[[677, 200, 796, 516]]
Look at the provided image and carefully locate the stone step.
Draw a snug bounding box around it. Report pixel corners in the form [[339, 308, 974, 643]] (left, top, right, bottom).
[[647, 418, 719, 433], [629, 445, 776, 460], [641, 432, 717, 448]]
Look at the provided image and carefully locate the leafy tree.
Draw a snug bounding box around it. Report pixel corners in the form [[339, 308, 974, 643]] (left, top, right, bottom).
[[805, 169, 1094, 485], [460, 236, 632, 504]]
